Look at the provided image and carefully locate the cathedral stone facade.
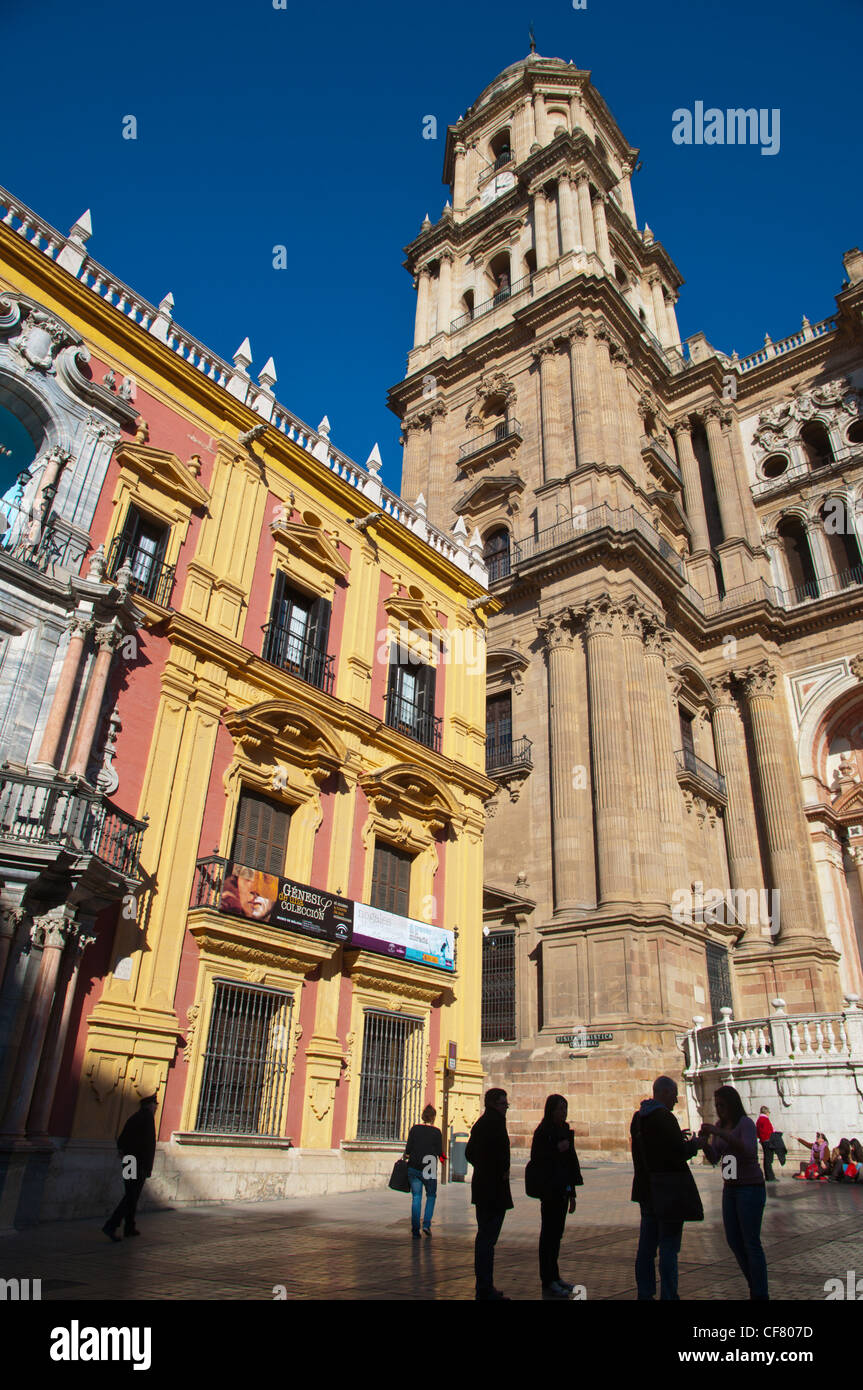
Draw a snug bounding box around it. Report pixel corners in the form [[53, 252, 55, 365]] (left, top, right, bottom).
[[388, 53, 863, 1154]]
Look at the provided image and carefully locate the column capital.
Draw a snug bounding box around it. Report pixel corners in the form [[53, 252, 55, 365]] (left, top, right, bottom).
[[563, 317, 590, 342], [579, 595, 617, 637], [641, 613, 671, 659], [609, 341, 631, 369], [741, 660, 777, 700], [33, 904, 79, 951], [0, 906, 26, 938], [671, 416, 693, 439], [850, 652, 863, 682], [712, 672, 738, 707], [618, 598, 648, 637], [531, 338, 558, 364], [453, 140, 466, 156], [66, 612, 94, 640], [94, 618, 126, 653], [438, 248, 455, 265], [537, 610, 577, 651], [704, 403, 734, 429]]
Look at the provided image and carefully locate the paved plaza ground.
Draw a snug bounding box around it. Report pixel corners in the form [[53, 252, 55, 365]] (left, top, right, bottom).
[[1, 1162, 861, 1302]]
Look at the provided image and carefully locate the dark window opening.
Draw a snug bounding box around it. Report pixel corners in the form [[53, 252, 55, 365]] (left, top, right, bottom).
[[486, 691, 513, 768], [482, 930, 516, 1042], [706, 943, 733, 1023], [195, 980, 292, 1136], [108, 506, 172, 604], [231, 789, 291, 877], [483, 527, 511, 582], [370, 841, 413, 917], [263, 573, 333, 692], [385, 645, 440, 750], [356, 1010, 424, 1141]]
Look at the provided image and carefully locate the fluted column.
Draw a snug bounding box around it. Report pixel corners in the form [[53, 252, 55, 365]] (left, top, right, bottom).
[[763, 530, 792, 596], [438, 252, 453, 335], [567, 321, 598, 467], [592, 194, 613, 272], [66, 618, 124, 778], [672, 419, 711, 554], [704, 407, 746, 542], [665, 293, 683, 348], [534, 340, 571, 482], [582, 598, 635, 904], [399, 416, 428, 508], [414, 267, 431, 346], [610, 344, 644, 484], [35, 615, 92, 768], [557, 174, 579, 253], [424, 400, 449, 528], [0, 907, 76, 1137], [533, 188, 550, 268], [642, 618, 689, 902], [720, 411, 762, 550], [805, 517, 834, 586], [711, 675, 767, 945], [575, 175, 597, 256], [648, 276, 669, 345], [741, 662, 823, 941], [593, 323, 619, 466], [27, 927, 96, 1136], [538, 612, 594, 913], [621, 603, 666, 905], [534, 92, 550, 143], [453, 142, 467, 216]]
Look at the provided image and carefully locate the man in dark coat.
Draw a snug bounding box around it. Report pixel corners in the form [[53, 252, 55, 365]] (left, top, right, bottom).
[[102, 1093, 158, 1241], [630, 1075, 703, 1300], [465, 1088, 513, 1300]]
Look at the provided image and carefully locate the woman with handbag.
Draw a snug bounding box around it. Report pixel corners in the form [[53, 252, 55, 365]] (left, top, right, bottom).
[[700, 1085, 769, 1301], [526, 1094, 583, 1300]]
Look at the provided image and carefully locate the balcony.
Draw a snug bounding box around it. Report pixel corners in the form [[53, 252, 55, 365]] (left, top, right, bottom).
[[486, 552, 512, 584], [674, 746, 727, 804], [0, 499, 81, 577], [513, 504, 684, 576], [459, 418, 523, 467], [640, 433, 682, 488], [261, 624, 335, 694], [450, 273, 533, 333], [106, 534, 175, 608], [493, 150, 513, 170], [0, 770, 146, 879], [384, 686, 441, 752], [486, 735, 532, 775], [190, 854, 229, 909]]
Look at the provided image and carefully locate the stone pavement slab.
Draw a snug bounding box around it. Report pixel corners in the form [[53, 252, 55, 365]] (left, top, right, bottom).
[[1, 1163, 861, 1302]]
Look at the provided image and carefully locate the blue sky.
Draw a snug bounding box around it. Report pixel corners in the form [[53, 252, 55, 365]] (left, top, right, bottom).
[[2, 0, 861, 495]]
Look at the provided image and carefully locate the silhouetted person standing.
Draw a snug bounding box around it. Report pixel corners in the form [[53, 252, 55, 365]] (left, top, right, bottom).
[[102, 1093, 157, 1241], [529, 1094, 583, 1299], [465, 1088, 513, 1300], [630, 1076, 703, 1300]]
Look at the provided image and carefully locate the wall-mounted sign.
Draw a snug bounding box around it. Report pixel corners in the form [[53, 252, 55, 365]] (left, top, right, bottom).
[[219, 864, 353, 945], [447, 1040, 457, 1071], [353, 902, 455, 972], [556, 1031, 615, 1048]]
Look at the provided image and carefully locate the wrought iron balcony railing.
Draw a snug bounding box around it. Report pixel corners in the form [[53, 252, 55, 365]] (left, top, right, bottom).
[[106, 534, 175, 607], [493, 150, 513, 169], [486, 735, 532, 774], [0, 499, 80, 576], [486, 552, 512, 584], [459, 418, 522, 463], [385, 686, 442, 752], [0, 771, 146, 878], [640, 433, 683, 486], [450, 273, 533, 332], [190, 854, 229, 909], [513, 504, 684, 576], [674, 747, 726, 799], [261, 624, 335, 693]]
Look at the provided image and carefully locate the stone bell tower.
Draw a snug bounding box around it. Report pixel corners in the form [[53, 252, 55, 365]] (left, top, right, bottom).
[[388, 50, 845, 1155]]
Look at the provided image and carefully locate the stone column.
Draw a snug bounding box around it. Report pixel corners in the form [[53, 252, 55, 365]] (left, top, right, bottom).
[[0, 907, 24, 992], [720, 411, 762, 551], [740, 662, 823, 941], [763, 531, 792, 596], [648, 276, 669, 345], [534, 92, 550, 143], [424, 400, 449, 529], [534, 340, 571, 482], [399, 416, 428, 510], [642, 617, 689, 902], [557, 174, 579, 253], [592, 194, 613, 272], [27, 927, 96, 1136], [672, 419, 711, 554], [610, 344, 644, 485], [34, 615, 92, 769], [665, 294, 683, 348], [438, 252, 453, 335], [538, 611, 594, 914], [453, 142, 467, 215], [621, 603, 666, 905], [567, 321, 598, 467], [533, 188, 550, 268], [414, 267, 431, 346], [66, 619, 124, 778], [711, 675, 768, 945], [805, 517, 834, 588], [582, 597, 635, 904], [0, 907, 76, 1137], [575, 175, 597, 256], [704, 407, 746, 542], [593, 324, 619, 466]]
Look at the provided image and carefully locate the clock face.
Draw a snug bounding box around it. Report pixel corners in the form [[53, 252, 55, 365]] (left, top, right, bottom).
[[480, 171, 516, 207]]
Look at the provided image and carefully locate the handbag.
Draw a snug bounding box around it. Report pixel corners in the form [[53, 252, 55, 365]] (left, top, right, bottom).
[[524, 1159, 545, 1199], [388, 1159, 411, 1193]]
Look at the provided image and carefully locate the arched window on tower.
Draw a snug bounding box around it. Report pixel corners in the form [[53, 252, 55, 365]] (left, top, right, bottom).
[[778, 516, 820, 601], [800, 421, 834, 471], [487, 251, 511, 306], [490, 127, 513, 169], [821, 499, 863, 589], [483, 527, 511, 583], [460, 287, 475, 322]]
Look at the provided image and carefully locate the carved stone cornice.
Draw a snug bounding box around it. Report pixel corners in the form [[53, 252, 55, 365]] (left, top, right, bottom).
[[189, 915, 336, 976], [346, 957, 450, 1006]]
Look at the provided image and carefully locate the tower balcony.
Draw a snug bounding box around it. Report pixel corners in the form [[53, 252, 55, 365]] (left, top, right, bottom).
[[640, 433, 682, 489], [458, 418, 523, 473], [674, 746, 727, 806]]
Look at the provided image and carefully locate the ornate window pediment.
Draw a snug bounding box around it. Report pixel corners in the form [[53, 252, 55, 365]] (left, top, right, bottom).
[[752, 378, 861, 457], [487, 645, 529, 695], [360, 762, 461, 836], [455, 474, 525, 520], [224, 699, 346, 783], [269, 511, 349, 580], [383, 589, 444, 637], [113, 442, 209, 509]]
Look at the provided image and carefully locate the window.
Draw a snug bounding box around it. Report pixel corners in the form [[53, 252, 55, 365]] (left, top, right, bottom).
[[385, 646, 440, 750], [195, 980, 292, 1136], [486, 692, 513, 769], [108, 506, 172, 604], [777, 516, 819, 601], [490, 127, 512, 168], [483, 528, 511, 582], [263, 573, 333, 692], [706, 944, 733, 1023], [356, 1010, 425, 1141], [679, 710, 696, 761], [482, 930, 516, 1042], [231, 789, 291, 876], [371, 840, 413, 917], [800, 422, 833, 470]]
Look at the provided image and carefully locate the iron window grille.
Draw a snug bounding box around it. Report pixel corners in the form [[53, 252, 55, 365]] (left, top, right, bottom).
[[107, 509, 175, 607], [355, 1009, 425, 1142], [195, 979, 293, 1137], [261, 574, 334, 693], [706, 943, 733, 1023], [385, 649, 440, 751], [481, 930, 516, 1042]]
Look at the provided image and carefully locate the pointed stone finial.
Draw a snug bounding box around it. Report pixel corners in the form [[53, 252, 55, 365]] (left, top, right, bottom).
[[642, 223, 654, 244], [158, 292, 174, 317], [258, 356, 277, 390], [317, 415, 331, 440], [87, 545, 106, 582], [452, 516, 469, 547], [469, 526, 484, 555], [233, 338, 252, 373], [115, 557, 133, 593], [68, 210, 93, 246], [366, 443, 382, 475], [415, 492, 427, 516], [764, 333, 773, 346], [421, 213, 432, 231], [802, 315, 810, 329]]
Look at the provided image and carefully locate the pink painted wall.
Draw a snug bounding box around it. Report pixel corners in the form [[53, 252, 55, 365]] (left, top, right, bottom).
[[330, 972, 355, 1145]]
